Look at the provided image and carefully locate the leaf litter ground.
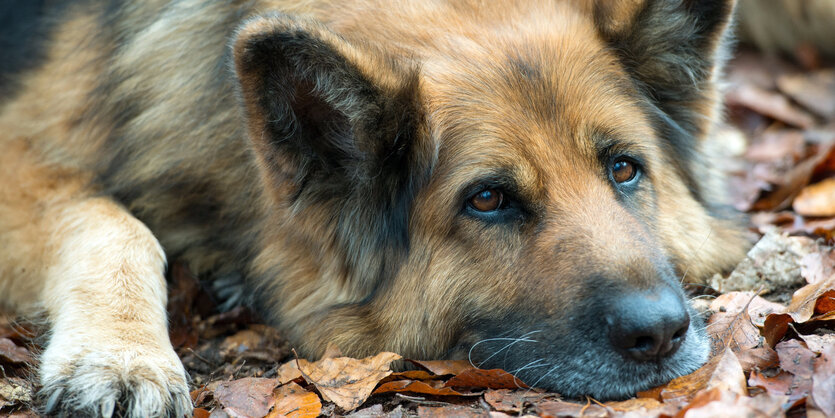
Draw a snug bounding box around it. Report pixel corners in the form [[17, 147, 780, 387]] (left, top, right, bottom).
[[2, 47, 835, 418]]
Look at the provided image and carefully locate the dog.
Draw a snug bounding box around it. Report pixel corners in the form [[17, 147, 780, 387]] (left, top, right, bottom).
[[0, 0, 750, 416]]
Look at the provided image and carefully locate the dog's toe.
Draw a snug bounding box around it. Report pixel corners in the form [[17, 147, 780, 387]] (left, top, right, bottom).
[[38, 344, 191, 417]]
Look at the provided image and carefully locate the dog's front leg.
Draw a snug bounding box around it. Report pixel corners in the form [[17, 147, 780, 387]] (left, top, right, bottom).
[[36, 197, 191, 417]]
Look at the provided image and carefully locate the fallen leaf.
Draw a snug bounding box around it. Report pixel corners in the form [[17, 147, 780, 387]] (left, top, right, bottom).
[[794, 178, 835, 217], [417, 405, 488, 417], [297, 351, 401, 411], [744, 130, 806, 163], [605, 397, 664, 412], [706, 306, 761, 355], [677, 389, 787, 418], [801, 251, 835, 284], [814, 289, 835, 316], [276, 360, 303, 385], [0, 377, 34, 407], [639, 348, 746, 405], [408, 359, 474, 376], [709, 291, 786, 326], [777, 70, 835, 119], [536, 400, 607, 418], [483, 389, 549, 413], [0, 337, 31, 364], [776, 340, 816, 378], [752, 145, 834, 212], [372, 379, 469, 397], [725, 83, 815, 129], [268, 382, 322, 418], [379, 369, 436, 384], [444, 368, 528, 390], [214, 377, 278, 418], [345, 404, 404, 418], [800, 334, 835, 354], [736, 347, 779, 372], [810, 344, 835, 417], [193, 408, 211, 418], [763, 274, 835, 344]]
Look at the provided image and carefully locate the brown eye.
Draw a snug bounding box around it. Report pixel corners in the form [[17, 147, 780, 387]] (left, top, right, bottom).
[[469, 189, 503, 212], [612, 158, 637, 184]]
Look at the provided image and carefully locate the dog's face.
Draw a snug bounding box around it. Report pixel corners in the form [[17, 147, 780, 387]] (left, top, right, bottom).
[[233, 0, 749, 399]]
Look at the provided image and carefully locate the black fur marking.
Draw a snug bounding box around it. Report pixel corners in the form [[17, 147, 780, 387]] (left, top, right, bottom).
[[596, 0, 734, 204], [0, 0, 71, 100], [235, 15, 431, 302]]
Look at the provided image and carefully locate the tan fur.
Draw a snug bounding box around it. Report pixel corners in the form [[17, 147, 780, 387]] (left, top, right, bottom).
[[0, 0, 750, 414]]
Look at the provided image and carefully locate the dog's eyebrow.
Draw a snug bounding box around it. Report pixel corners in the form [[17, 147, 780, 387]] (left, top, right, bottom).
[[590, 128, 652, 160]]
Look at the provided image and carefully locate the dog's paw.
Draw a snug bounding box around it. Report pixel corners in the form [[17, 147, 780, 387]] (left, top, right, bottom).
[[37, 339, 192, 417]]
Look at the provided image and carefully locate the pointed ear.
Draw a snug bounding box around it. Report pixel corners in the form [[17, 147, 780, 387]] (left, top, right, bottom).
[[232, 14, 429, 285], [232, 13, 424, 189], [595, 0, 736, 140]]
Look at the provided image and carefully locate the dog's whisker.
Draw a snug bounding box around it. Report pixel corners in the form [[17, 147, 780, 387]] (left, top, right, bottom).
[[468, 330, 541, 368]]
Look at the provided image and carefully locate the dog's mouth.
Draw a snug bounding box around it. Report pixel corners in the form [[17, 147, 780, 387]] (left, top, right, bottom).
[[456, 300, 710, 400]]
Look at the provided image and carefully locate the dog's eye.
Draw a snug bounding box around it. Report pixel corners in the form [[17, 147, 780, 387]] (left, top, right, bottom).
[[611, 158, 637, 184], [469, 189, 503, 212]]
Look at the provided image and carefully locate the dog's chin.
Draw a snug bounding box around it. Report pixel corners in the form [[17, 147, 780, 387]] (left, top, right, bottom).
[[468, 309, 711, 401]]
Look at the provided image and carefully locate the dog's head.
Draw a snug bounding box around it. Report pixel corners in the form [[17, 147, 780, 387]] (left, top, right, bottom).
[[232, 0, 749, 399]]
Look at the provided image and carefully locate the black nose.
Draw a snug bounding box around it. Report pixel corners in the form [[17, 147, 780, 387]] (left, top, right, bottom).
[[607, 286, 690, 362]]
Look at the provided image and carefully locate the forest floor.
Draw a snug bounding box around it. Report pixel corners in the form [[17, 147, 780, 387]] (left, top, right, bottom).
[[2, 47, 835, 417]]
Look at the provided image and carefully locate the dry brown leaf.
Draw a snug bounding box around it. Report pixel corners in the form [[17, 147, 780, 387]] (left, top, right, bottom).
[[408, 359, 474, 376], [706, 305, 762, 355], [536, 400, 607, 418], [763, 274, 835, 344], [736, 347, 779, 372], [193, 408, 211, 418], [801, 251, 835, 285], [675, 389, 786, 418], [638, 348, 746, 405], [605, 398, 664, 413], [752, 146, 834, 212], [372, 379, 470, 397], [379, 370, 436, 384], [0, 377, 34, 407], [744, 130, 806, 163], [444, 368, 528, 390], [810, 344, 835, 416], [725, 83, 816, 128], [709, 291, 786, 326], [267, 382, 322, 418], [214, 377, 279, 418], [483, 389, 550, 414], [0, 337, 31, 364], [776, 340, 816, 378], [416, 405, 488, 417], [800, 334, 835, 354], [276, 360, 303, 385], [814, 289, 835, 315], [777, 70, 835, 119], [297, 351, 401, 411], [794, 177, 835, 217]]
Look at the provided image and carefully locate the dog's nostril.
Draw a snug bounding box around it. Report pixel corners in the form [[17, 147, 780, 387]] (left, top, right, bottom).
[[632, 335, 655, 352], [608, 286, 690, 362]]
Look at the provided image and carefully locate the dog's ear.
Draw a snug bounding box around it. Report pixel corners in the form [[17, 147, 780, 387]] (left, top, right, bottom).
[[595, 0, 735, 140], [232, 13, 424, 191], [232, 14, 428, 285]]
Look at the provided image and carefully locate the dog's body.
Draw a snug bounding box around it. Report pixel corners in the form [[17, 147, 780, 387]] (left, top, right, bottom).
[[0, 0, 750, 416]]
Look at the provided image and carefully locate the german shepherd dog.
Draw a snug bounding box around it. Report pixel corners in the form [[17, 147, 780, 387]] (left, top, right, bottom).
[[0, 0, 750, 416]]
